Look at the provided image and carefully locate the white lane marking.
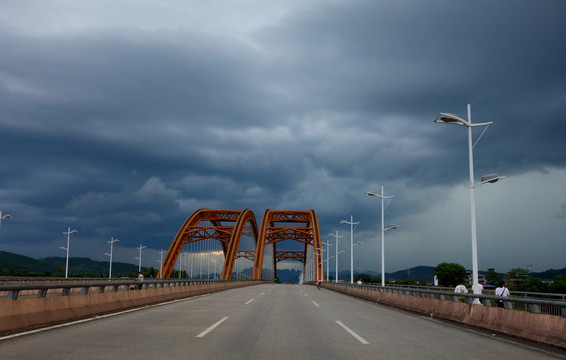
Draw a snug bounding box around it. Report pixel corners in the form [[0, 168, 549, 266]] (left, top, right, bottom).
[[259, 292, 265, 296], [304, 293, 308, 297], [336, 321, 369, 344], [312, 301, 320, 307], [245, 299, 254, 305], [196, 317, 229, 338]]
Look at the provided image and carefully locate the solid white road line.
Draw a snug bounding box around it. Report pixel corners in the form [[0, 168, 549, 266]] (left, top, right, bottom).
[[245, 299, 254, 304], [312, 301, 320, 307], [259, 292, 265, 296], [196, 317, 229, 338], [336, 321, 369, 344], [304, 293, 308, 297]]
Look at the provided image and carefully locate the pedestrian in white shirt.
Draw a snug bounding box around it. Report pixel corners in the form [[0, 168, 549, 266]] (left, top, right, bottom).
[[495, 281, 510, 308], [454, 283, 468, 294]]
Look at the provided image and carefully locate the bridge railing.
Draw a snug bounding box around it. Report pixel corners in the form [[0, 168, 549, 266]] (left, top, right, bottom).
[[378, 283, 566, 302], [0, 278, 248, 301], [328, 282, 566, 317]]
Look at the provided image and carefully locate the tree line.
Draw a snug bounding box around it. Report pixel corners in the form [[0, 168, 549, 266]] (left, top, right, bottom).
[[433, 262, 566, 293]]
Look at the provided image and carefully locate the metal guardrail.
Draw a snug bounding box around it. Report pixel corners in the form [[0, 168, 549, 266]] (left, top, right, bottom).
[[381, 283, 566, 302], [0, 277, 248, 301], [328, 282, 566, 317]]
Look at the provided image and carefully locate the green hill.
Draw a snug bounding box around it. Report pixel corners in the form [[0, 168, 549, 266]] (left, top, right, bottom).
[[0, 251, 58, 275], [0, 251, 140, 277]]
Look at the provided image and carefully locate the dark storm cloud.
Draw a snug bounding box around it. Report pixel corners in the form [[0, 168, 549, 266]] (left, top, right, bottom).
[[0, 1, 565, 272], [251, 1, 566, 182]]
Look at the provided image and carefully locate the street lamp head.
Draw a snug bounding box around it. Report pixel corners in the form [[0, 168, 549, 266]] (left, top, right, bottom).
[[480, 174, 506, 184], [340, 220, 348, 224], [70, 230, 78, 234], [365, 192, 393, 199], [1, 214, 12, 220], [434, 113, 470, 127], [385, 224, 398, 231], [434, 112, 493, 128]]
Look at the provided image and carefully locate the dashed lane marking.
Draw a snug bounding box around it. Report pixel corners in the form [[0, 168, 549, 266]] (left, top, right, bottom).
[[196, 317, 229, 338], [336, 321, 369, 345]]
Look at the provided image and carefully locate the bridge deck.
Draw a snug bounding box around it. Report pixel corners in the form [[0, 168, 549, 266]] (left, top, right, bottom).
[[1, 284, 563, 359]]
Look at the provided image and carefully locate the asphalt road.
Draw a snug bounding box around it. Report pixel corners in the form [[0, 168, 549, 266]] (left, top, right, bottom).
[[1, 283, 564, 359]]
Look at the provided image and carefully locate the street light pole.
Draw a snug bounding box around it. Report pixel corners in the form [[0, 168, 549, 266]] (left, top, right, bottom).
[[466, 105, 480, 295], [105, 237, 119, 279], [341, 215, 360, 284], [365, 186, 397, 287], [328, 231, 342, 283], [434, 104, 504, 296], [136, 244, 147, 272], [317, 247, 326, 282], [158, 249, 165, 278], [322, 241, 332, 281], [60, 227, 78, 278]]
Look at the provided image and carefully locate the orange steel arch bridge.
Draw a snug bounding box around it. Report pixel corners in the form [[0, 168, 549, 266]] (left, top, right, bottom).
[[158, 209, 324, 282]]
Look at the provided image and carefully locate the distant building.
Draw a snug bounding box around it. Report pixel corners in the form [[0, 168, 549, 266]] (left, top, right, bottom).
[[466, 271, 486, 285]]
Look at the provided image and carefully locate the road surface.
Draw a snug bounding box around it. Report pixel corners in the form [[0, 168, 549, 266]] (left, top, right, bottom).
[[1, 283, 564, 359]]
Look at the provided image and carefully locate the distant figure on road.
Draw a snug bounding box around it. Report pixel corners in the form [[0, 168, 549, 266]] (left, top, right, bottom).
[[356, 279, 363, 285], [495, 281, 510, 308], [316, 281, 320, 289], [454, 283, 468, 294], [137, 272, 144, 281]]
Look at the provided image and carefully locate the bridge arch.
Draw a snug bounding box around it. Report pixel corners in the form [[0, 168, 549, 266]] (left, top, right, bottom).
[[253, 209, 323, 282], [158, 209, 258, 280]]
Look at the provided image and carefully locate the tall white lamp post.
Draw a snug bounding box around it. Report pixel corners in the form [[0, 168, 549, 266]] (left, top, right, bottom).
[[328, 231, 343, 283], [59, 227, 78, 278], [105, 237, 119, 279], [158, 249, 165, 278], [434, 104, 505, 296], [136, 244, 147, 272], [317, 247, 326, 282], [340, 216, 360, 284], [321, 241, 332, 281], [366, 186, 398, 287]]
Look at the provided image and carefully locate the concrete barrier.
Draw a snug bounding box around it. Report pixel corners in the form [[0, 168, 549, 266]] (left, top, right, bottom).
[[0, 281, 265, 334], [323, 283, 566, 349]]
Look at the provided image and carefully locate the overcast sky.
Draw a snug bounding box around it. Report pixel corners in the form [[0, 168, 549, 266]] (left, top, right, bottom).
[[1, 1, 565, 276]]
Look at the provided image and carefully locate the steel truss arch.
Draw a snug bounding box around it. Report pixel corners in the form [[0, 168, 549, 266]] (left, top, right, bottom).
[[158, 209, 258, 280], [253, 209, 323, 281]]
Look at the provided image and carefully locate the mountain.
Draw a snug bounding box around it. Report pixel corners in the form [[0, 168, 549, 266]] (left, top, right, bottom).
[[389, 266, 436, 283], [0, 251, 58, 274], [38, 256, 140, 275], [531, 268, 566, 279], [2, 251, 565, 280], [0, 251, 140, 276]]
